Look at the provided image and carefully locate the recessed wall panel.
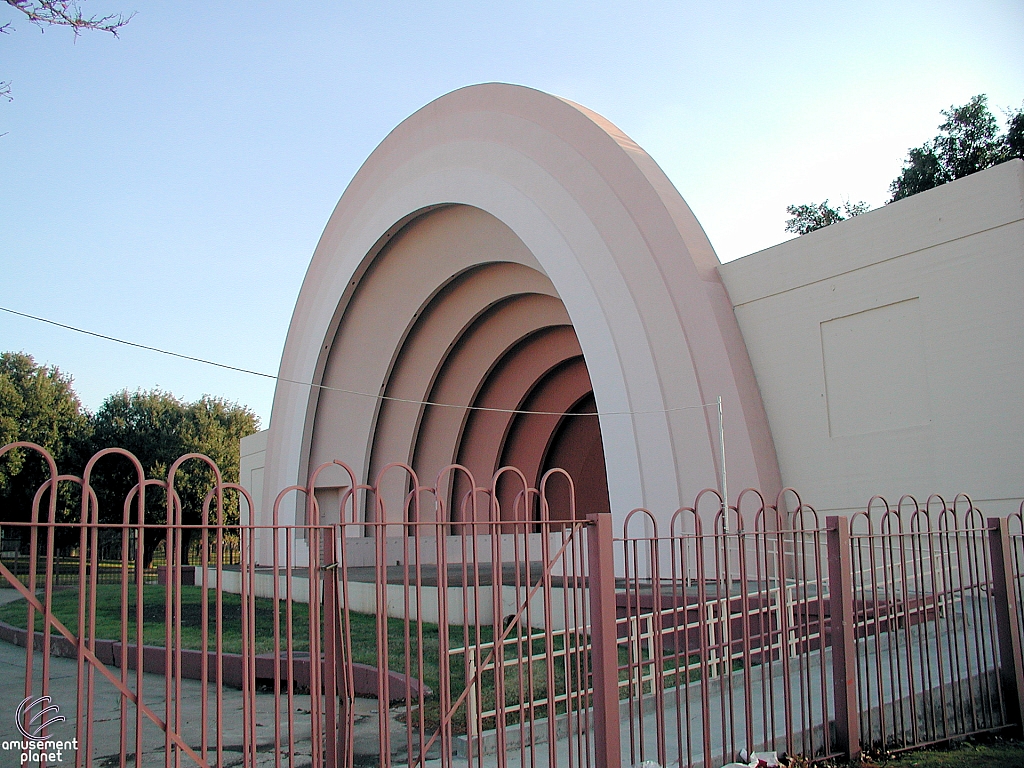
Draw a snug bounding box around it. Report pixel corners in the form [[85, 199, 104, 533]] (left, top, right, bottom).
[[821, 298, 930, 438]]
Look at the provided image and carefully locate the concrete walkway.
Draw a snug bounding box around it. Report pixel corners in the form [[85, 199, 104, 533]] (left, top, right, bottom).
[[0, 587, 454, 768]]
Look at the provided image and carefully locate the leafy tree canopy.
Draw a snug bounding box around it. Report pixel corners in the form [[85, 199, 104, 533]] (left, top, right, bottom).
[[889, 94, 1023, 201], [89, 390, 259, 563], [785, 94, 1023, 235], [0, 352, 259, 562], [0, 351, 92, 528], [784, 199, 869, 236]]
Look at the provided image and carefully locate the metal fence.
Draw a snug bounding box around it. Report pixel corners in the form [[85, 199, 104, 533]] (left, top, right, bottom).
[[0, 441, 1021, 768], [612, 492, 1024, 768], [615, 493, 837, 768], [848, 497, 1010, 752], [0, 532, 241, 587]]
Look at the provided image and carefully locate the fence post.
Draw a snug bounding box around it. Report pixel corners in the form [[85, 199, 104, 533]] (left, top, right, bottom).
[[988, 517, 1024, 735], [826, 516, 860, 760], [323, 525, 341, 768], [587, 511, 622, 768]]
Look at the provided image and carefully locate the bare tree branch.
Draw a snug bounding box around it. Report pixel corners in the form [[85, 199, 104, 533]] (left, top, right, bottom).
[[3, 1, 133, 36], [1, 1, 132, 104]]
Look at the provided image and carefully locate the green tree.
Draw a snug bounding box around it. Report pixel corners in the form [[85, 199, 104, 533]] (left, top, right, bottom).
[[0, 352, 92, 538], [784, 199, 869, 235], [785, 95, 1023, 233], [88, 390, 258, 565], [889, 95, 1023, 201], [1002, 107, 1024, 161]]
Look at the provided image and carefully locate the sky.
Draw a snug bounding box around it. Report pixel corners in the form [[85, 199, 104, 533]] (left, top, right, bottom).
[[1, 0, 1022, 428]]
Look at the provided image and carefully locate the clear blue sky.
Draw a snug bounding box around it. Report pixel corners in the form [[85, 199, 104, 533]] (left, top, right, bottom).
[[2, 0, 1022, 427]]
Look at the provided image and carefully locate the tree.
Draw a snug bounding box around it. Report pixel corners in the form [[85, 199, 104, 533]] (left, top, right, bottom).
[[1001, 107, 1024, 162], [0, 352, 259, 562], [88, 390, 259, 565], [785, 95, 1022, 233], [784, 199, 869, 236], [889, 95, 1023, 201], [1, 1, 132, 101], [0, 352, 92, 539]]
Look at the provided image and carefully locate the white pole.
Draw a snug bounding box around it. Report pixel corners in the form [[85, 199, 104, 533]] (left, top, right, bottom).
[[718, 395, 728, 533]]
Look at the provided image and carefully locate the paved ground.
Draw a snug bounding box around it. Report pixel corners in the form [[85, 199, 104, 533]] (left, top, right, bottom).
[[1, 588, 301, 766], [0, 588, 455, 768]]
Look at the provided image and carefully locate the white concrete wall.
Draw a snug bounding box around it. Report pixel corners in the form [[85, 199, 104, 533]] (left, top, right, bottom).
[[718, 160, 1024, 518], [239, 429, 267, 525]]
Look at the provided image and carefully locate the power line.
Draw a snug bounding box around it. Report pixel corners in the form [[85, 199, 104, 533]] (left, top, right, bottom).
[[0, 305, 720, 418]]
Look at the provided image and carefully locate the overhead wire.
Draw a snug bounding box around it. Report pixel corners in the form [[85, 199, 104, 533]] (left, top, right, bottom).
[[0, 304, 721, 417]]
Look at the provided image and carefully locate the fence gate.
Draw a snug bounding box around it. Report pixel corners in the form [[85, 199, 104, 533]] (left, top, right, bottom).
[[0, 443, 318, 768], [309, 462, 616, 768], [0, 444, 616, 768]]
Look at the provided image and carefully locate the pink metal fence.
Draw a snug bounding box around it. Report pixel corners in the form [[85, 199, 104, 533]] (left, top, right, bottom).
[[1, 441, 1022, 768], [615, 491, 838, 768], [0, 443, 609, 768], [847, 496, 1013, 752], [613, 491, 1024, 767]]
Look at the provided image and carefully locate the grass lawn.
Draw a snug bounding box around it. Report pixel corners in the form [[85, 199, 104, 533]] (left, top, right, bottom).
[[870, 738, 1024, 768], [0, 584, 315, 655], [0, 584, 461, 691]]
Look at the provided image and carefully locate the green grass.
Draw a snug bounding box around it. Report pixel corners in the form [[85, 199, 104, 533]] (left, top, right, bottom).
[[869, 739, 1024, 768], [0, 584, 313, 655], [0, 584, 468, 685]]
